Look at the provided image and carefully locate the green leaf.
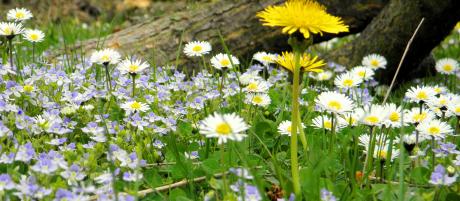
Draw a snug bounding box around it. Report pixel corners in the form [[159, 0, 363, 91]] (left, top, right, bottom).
[[144, 169, 162, 188]]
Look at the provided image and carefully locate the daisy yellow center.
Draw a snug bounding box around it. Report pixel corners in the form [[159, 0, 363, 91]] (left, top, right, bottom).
[[357, 71, 366, 77], [323, 121, 332, 129], [413, 113, 426, 122], [216, 123, 232, 135], [443, 64, 453, 72], [130, 102, 142, 110], [455, 107, 460, 113], [252, 96, 263, 104], [192, 45, 202, 52], [378, 150, 387, 159], [101, 55, 110, 62], [428, 126, 440, 135], [365, 116, 379, 124], [247, 83, 258, 91], [370, 59, 379, 67], [327, 100, 342, 111], [262, 55, 272, 62], [320, 74, 328, 80], [346, 117, 356, 125], [23, 85, 34, 93], [287, 125, 292, 133], [129, 65, 139, 72], [416, 91, 427, 100], [15, 12, 25, 19], [30, 34, 39, 41], [3, 27, 12, 35], [389, 112, 400, 122], [220, 59, 230, 66], [434, 88, 441, 93], [439, 99, 447, 105], [343, 79, 354, 87]]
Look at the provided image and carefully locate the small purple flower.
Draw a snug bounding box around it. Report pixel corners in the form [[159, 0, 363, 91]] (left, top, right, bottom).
[[122, 171, 143, 182], [320, 188, 337, 201], [429, 164, 458, 186], [0, 173, 15, 191], [229, 167, 253, 179], [434, 142, 460, 158]]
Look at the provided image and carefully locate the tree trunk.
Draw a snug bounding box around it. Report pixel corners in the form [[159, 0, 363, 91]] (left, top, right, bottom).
[[327, 0, 460, 84], [69, 0, 387, 66]]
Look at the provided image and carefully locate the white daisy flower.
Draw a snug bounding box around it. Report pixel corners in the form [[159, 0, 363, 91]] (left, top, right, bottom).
[[309, 70, 333, 81], [338, 112, 359, 127], [427, 94, 457, 111], [239, 71, 262, 85], [7, 8, 33, 22], [253, 52, 277, 66], [435, 58, 458, 75], [397, 132, 425, 146], [362, 54, 387, 70], [117, 58, 150, 75], [312, 115, 345, 132], [384, 103, 406, 128], [244, 79, 270, 93], [405, 107, 436, 125], [90, 48, 121, 65], [427, 104, 455, 119], [359, 134, 399, 161], [199, 113, 249, 144], [183, 41, 212, 57], [416, 119, 453, 139], [278, 120, 305, 136], [355, 104, 388, 126], [405, 85, 436, 103], [210, 53, 239, 70], [431, 85, 448, 95], [245, 93, 271, 107], [447, 102, 460, 116], [0, 22, 24, 37], [315, 91, 354, 114], [121, 101, 149, 114], [350, 66, 375, 81], [23, 29, 45, 43], [334, 72, 362, 89]]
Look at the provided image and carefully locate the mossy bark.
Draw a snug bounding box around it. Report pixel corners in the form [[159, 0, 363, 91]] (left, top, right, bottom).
[[66, 0, 387, 67], [327, 0, 460, 84]]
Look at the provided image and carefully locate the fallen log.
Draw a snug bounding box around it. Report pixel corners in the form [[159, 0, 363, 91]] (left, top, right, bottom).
[[68, 0, 387, 67]]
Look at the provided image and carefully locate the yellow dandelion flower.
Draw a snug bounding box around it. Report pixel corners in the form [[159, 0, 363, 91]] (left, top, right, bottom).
[[276, 51, 325, 73], [257, 0, 349, 39]]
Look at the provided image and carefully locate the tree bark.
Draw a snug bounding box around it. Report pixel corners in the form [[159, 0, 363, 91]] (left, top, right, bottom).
[[327, 0, 460, 84], [69, 0, 387, 66]]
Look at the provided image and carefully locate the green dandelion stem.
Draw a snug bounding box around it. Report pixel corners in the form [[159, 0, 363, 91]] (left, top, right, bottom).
[[290, 50, 301, 198], [297, 111, 307, 151]]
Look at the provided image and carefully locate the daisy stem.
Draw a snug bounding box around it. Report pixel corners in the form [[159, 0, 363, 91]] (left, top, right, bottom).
[[363, 126, 375, 186], [220, 143, 227, 196], [32, 42, 35, 65], [431, 136, 435, 169], [351, 132, 359, 188], [219, 69, 227, 105], [290, 50, 301, 198], [416, 102, 423, 146], [201, 55, 212, 74], [104, 63, 112, 93], [385, 127, 395, 180], [455, 116, 459, 135], [132, 74, 136, 98], [8, 38, 16, 79]]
